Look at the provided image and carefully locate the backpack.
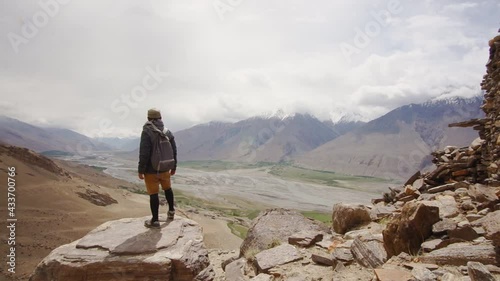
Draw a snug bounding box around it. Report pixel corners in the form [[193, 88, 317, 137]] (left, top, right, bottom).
[[149, 123, 176, 172]]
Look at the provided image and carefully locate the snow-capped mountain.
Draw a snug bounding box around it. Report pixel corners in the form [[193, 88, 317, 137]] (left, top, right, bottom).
[[297, 95, 484, 180]]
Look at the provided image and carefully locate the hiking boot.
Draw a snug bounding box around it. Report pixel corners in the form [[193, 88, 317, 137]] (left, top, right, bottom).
[[167, 211, 175, 221], [144, 219, 160, 228]]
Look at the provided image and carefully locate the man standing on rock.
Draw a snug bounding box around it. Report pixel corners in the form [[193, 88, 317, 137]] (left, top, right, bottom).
[[138, 108, 177, 228]]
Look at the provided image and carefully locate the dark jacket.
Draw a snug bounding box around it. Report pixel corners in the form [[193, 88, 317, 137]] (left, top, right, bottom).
[[138, 121, 177, 174]]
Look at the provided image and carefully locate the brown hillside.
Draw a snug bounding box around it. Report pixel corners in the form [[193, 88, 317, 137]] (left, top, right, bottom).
[[0, 145, 150, 280]]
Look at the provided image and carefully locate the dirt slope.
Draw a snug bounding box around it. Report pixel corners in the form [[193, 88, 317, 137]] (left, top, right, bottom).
[[0, 145, 242, 280]]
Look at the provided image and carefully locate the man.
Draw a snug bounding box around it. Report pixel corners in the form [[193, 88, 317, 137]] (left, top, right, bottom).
[[138, 108, 177, 228]]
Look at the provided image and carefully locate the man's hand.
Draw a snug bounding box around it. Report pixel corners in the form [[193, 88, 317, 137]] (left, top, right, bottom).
[[170, 169, 176, 176], [138, 173, 145, 180]]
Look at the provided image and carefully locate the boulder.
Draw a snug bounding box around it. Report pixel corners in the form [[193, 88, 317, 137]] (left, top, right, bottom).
[[411, 266, 436, 281], [351, 236, 387, 268], [225, 258, 247, 281], [383, 202, 440, 257], [311, 252, 335, 266], [254, 244, 302, 273], [468, 184, 498, 207], [29, 217, 213, 281], [448, 225, 479, 241], [475, 210, 500, 246], [332, 203, 372, 234], [421, 239, 443, 252], [331, 241, 354, 263], [420, 242, 498, 266], [240, 209, 329, 256], [432, 219, 456, 234], [440, 273, 459, 281], [421, 195, 459, 219], [467, 262, 496, 281]]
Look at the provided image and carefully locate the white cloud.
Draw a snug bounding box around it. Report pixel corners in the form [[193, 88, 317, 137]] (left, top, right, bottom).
[[442, 2, 478, 13], [0, 0, 498, 137]]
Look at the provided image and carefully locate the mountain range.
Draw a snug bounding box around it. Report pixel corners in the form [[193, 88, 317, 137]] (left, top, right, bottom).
[[297, 96, 484, 179], [0, 96, 484, 179], [173, 113, 352, 162], [0, 116, 111, 153]]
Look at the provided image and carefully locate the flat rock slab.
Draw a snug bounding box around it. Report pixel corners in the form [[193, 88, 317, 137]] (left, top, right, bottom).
[[420, 242, 498, 266], [225, 258, 246, 281], [30, 217, 213, 281], [288, 230, 323, 247], [332, 246, 354, 262], [374, 268, 412, 281], [76, 218, 183, 255], [421, 239, 443, 252], [255, 244, 302, 272], [311, 252, 335, 266], [467, 261, 496, 281], [476, 210, 500, 246], [432, 219, 456, 234]]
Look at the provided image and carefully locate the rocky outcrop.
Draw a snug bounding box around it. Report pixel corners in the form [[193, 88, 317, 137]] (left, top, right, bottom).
[[419, 242, 498, 266], [239, 208, 329, 257], [332, 203, 371, 234], [0, 144, 70, 177], [30, 217, 214, 281], [383, 202, 440, 257]]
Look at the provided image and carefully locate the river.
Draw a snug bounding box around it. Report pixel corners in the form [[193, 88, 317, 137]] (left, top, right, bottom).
[[58, 153, 389, 212]]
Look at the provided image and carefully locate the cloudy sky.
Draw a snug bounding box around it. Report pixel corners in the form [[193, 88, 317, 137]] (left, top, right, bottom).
[[0, 0, 498, 137]]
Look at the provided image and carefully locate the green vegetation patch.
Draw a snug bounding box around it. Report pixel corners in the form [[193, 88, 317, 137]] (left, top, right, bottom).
[[174, 190, 261, 219], [41, 150, 74, 157], [178, 160, 274, 172], [301, 211, 332, 225], [269, 164, 388, 190], [227, 222, 249, 239]]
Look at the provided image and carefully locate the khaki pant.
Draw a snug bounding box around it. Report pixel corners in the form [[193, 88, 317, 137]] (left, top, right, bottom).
[[144, 172, 171, 195]]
